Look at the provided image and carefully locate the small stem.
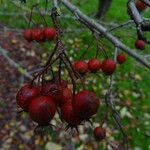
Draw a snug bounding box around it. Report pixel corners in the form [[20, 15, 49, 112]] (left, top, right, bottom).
[[28, 3, 38, 28], [58, 59, 62, 84], [37, 6, 48, 26], [60, 56, 76, 95]]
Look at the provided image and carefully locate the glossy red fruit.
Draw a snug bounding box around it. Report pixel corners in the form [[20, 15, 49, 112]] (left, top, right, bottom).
[[101, 59, 116, 75], [23, 29, 33, 42], [32, 28, 45, 42], [29, 96, 56, 126], [135, 39, 145, 50], [117, 53, 126, 64], [73, 90, 100, 120], [44, 27, 56, 40], [94, 127, 106, 141], [88, 58, 101, 72], [73, 60, 88, 74], [16, 84, 40, 111], [41, 83, 63, 106], [61, 102, 82, 127], [136, 0, 147, 11]]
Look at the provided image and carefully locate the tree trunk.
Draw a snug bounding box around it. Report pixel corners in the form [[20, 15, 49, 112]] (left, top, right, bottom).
[[96, 0, 112, 19]]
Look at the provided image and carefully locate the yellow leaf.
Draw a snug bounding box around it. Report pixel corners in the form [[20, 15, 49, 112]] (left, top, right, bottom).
[[11, 39, 17, 44], [45, 142, 62, 150], [134, 74, 142, 80]]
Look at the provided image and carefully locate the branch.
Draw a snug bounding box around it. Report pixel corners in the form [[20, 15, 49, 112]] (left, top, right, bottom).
[[127, 0, 150, 42], [108, 20, 134, 32], [128, 1, 143, 25], [61, 0, 150, 69], [0, 46, 32, 79], [53, 0, 58, 8]]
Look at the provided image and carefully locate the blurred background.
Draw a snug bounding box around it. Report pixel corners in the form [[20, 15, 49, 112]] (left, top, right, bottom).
[[0, 0, 150, 149]]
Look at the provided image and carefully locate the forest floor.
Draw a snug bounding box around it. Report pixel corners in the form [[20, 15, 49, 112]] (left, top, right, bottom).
[[0, 23, 43, 149]]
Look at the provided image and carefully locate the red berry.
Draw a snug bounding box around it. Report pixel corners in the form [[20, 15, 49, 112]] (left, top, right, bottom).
[[88, 58, 101, 72], [44, 27, 56, 40], [73, 60, 88, 74], [23, 29, 33, 42], [41, 83, 63, 106], [53, 77, 68, 88], [61, 102, 82, 127], [58, 80, 68, 88], [16, 84, 40, 111], [29, 96, 56, 126], [61, 88, 72, 105], [32, 28, 45, 42], [136, 0, 147, 11], [73, 90, 100, 120], [94, 127, 106, 141], [117, 53, 126, 64], [101, 59, 116, 75], [135, 39, 145, 50]]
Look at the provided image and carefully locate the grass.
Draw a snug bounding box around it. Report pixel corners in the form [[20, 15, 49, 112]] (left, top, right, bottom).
[[0, 0, 150, 149]]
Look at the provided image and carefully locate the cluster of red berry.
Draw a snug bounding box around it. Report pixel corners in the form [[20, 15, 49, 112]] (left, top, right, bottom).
[[23, 27, 56, 42], [73, 54, 126, 75], [16, 78, 107, 139]]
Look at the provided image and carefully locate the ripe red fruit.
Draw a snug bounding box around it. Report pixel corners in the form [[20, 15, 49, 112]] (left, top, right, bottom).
[[88, 58, 101, 72], [117, 53, 126, 64], [32, 28, 45, 42], [136, 0, 147, 11], [53, 77, 68, 88], [61, 102, 82, 127], [29, 96, 56, 126], [41, 83, 63, 106], [73, 90, 100, 120], [16, 84, 40, 111], [61, 88, 72, 105], [23, 29, 33, 42], [135, 39, 145, 50], [94, 127, 106, 141], [58, 80, 68, 88], [101, 59, 116, 75], [73, 60, 88, 74], [44, 27, 56, 40]]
